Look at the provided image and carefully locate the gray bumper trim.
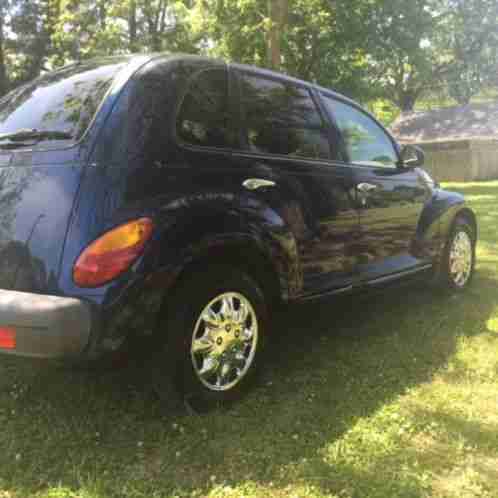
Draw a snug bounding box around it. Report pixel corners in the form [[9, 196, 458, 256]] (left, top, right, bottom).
[[0, 289, 92, 359]]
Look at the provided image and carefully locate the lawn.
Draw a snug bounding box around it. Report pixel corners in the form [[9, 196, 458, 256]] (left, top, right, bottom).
[[1, 181, 498, 498]]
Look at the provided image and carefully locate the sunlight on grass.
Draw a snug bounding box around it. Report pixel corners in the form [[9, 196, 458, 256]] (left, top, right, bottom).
[[1, 181, 498, 498], [486, 316, 498, 333]]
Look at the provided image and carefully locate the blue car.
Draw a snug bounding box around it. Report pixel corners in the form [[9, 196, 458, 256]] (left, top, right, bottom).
[[0, 54, 477, 407]]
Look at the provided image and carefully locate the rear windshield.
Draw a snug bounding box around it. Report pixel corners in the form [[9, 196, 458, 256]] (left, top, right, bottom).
[[0, 60, 128, 146]]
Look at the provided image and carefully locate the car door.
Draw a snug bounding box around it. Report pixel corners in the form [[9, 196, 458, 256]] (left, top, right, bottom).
[[320, 94, 433, 285], [230, 67, 359, 297]]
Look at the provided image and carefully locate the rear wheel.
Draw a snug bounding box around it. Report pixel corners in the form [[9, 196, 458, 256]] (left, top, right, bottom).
[[160, 265, 268, 410], [439, 217, 475, 291]]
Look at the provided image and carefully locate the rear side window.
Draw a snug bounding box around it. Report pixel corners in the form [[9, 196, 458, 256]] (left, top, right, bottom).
[[0, 61, 127, 144], [238, 73, 330, 160], [176, 68, 233, 148], [322, 95, 398, 168]]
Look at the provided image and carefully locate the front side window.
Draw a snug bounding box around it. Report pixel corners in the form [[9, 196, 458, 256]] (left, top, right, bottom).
[[239, 73, 330, 160], [322, 95, 398, 168], [0, 60, 128, 146], [176, 68, 233, 149]]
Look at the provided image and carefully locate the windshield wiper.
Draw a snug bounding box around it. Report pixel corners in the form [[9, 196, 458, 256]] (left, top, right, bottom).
[[0, 128, 73, 144]]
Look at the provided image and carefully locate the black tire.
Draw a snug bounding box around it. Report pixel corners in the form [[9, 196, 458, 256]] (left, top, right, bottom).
[[158, 265, 269, 411], [438, 217, 476, 291]]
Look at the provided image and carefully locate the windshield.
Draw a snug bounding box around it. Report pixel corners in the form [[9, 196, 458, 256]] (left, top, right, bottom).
[[0, 60, 129, 146]]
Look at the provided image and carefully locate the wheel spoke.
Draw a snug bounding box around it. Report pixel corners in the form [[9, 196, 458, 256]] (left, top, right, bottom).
[[243, 327, 254, 342], [203, 308, 221, 328], [220, 361, 232, 381], [236, 302, 249, 325], [198, 357, 220, 378], [234, 351, 246, 365], [191, 336, 214, 355], [220, 295, 234, 321]]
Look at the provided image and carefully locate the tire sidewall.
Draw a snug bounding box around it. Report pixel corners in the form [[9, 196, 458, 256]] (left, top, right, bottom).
[[167, 267, 269, 408]]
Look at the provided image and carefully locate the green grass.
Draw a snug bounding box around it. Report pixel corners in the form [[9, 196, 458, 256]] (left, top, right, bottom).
[[2, 181, 498, 498]]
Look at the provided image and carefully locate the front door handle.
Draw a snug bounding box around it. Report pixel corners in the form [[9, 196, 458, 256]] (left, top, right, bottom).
[[357, 182, 378, 193], [243, 178, 276, 191]]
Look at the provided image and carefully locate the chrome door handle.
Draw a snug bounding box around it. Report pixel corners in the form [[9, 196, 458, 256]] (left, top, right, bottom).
[[357, 182, 378, 193], [243, 178, 276, 191]]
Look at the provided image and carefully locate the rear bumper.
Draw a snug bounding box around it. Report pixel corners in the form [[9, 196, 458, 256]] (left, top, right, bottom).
[[0, 289, 92, 359]]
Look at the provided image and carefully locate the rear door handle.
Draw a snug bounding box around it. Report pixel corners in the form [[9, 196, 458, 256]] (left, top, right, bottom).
[[243, 178, 276, 191], [357, 182, 378, 193]]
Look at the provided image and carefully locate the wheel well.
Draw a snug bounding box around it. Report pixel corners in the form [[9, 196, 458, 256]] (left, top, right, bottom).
[[454, 207, 477, 240], [174, 244, 283, 307]]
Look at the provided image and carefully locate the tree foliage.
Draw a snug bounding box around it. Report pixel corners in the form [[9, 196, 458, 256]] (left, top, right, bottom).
[[443, 0, 498, 105], [0, 0, 497, 114]]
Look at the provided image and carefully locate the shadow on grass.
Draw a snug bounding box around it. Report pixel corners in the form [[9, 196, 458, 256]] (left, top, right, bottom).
[[1, 273, 497, 497]]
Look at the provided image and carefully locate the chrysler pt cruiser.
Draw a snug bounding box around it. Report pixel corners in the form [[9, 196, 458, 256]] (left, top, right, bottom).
[[0, 54, 477, 408]]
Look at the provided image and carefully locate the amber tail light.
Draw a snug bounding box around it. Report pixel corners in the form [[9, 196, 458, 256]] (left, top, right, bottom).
[[0, 327, 16, 349], [73, 218, 154, 288]]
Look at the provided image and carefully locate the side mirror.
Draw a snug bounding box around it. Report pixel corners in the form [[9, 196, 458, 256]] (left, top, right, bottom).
[[400, 144, 425, 168]]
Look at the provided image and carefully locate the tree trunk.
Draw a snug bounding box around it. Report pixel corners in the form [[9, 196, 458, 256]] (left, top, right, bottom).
[[151, 0, 166, 52], [399, 92, 417, 112], [98, 1, 107, 31], [0, 1, 8, 97], [267, 0, 288, 70], [45, 0, 62, 66], [144, 2, 162, 52], [151, 31, 161, 52], [128, 0, 138, 52], [456, 93, 472, 106]]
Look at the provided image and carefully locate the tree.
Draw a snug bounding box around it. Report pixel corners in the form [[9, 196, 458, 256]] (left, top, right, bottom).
[[190, 0, 372, 100], [284, 0, 372, 99], [8, 0, 52, 84], [49, 0, 199, 62], [349, 0, 498, 111], [0, 0, 8, 96], [0, 0, 56, 96], [443, 0, 498, 105], [267, 0, 287, 69], [343, 0, 444, 111], [0, 0, 496, 111]]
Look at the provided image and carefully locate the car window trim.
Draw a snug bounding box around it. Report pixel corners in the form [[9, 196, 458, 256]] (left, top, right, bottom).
[[310, 87, 344, 162], [319, 91, 402, 170], [233, 68, 335, 162], [230, 149, 355, 174]]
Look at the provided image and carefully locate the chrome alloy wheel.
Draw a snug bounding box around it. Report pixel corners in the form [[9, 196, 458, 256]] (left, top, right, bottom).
[[190, 292, 258, 392], [449, 230, 473, 287]]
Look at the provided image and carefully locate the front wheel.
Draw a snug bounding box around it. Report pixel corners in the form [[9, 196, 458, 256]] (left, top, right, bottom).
[[439, 217, 476, 291], [163, 266, 268, 410]]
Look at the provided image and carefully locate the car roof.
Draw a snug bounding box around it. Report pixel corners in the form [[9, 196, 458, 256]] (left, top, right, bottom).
[[129, 53, 348, 100], [72, 53, 378, 128], [68, 52, 395, 149], [50, 55, 140, 74], [69, 53, 356, 106]]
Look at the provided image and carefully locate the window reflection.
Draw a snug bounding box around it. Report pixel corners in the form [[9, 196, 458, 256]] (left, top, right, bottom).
[[0, 60, 128, 144], [239, 73, 330, 160], [323, 96, 398, 168], [176, 68, 233, 148]]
